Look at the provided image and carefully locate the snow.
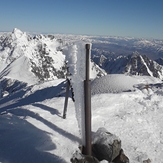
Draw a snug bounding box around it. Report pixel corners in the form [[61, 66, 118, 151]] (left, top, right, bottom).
[[12, 28, 25, 39], [0, 74, 163, 162], [1, 29, 163, 163], [91, 74, 161, 95], [91, 74, 139, 94], [92, 127, 121, 145], [0, 28, 65, 83], [0, 55, 38, 85], [139, 55, 153, 77]]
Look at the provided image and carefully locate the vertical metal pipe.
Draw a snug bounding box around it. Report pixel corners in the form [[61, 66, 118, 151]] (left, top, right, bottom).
[[63, 79, 70, 119], [83, 44, 92, 156], [85, 44, 90, 81]]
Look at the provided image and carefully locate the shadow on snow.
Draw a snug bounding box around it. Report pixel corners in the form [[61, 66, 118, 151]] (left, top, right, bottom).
[[0, 81, 78, 162], [0, 114, 67, 163], [8, 107, 81, 143], [0, 81, 67, 113]]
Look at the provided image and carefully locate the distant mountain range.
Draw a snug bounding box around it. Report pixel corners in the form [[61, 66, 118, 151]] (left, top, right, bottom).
[[93, 52, 163, 79], [0, 28, 163, 95], [91, 36, 163, 60]]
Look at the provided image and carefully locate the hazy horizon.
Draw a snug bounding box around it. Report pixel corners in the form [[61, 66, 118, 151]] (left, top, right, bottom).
[[0, 0, 163, 39]]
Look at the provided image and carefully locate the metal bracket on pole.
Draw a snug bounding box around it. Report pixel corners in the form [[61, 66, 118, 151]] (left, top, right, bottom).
[[83, 44, 92, 156]]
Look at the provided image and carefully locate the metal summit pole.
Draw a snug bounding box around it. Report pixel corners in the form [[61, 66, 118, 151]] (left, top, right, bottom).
[[63, 79, 70, 119], [83, 44, 92, 156]]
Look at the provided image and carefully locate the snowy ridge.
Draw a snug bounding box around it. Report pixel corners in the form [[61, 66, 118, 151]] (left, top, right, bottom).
[[0, 28, 66, 85], [139, 55, 153, 77], [94, 53, 163, 79], [0, 29, 105, 93]]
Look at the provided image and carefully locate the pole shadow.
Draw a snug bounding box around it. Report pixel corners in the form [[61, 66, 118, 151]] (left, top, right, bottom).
[[8, 108, 81, 143], [0, 114, 67, 163]]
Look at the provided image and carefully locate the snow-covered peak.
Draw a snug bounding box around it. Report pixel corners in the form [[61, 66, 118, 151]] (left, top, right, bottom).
[[94, 53, 163, 79], [12, 28, 24, 38], [0, 29, 66, 86]]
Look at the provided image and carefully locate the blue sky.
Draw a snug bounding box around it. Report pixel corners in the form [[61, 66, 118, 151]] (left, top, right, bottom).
[[0, 0, 163, 39]]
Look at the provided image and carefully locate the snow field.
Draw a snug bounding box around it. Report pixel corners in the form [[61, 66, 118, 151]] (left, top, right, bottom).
[[25, 97, 80, 162], [0, 75, 163, 162], [91, 87, 163, 163]]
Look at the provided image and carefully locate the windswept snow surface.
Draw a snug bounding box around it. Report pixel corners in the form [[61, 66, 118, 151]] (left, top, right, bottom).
[[91, 74, 138, 94], [0, 74, 163, 163], [91, 74, 161, 94]]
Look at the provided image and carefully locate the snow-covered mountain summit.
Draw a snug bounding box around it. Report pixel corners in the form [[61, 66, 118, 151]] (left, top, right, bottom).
[[0, 29, 106, 96], [0, 28, 66, 84]]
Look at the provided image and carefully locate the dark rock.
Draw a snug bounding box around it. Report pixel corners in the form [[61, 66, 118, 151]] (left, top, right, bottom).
[[112, 149, 129, 163], [92, 127, 121, 162], [143, 158, 151, 163], [71, 151, 99, 163]]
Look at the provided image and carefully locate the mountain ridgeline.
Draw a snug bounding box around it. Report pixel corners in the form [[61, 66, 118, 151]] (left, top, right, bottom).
[[92, 53, 163, 79], [0, 28, 163, 95]]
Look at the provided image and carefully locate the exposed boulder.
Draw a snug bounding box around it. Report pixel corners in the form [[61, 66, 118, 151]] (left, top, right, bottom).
[[71, 128, 129, 163], [92, 128, 129, 163]]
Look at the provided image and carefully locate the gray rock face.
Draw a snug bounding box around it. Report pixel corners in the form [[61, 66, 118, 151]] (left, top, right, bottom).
[[92, 127, 121, 162]]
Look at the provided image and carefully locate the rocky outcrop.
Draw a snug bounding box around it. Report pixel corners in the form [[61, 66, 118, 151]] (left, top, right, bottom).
[[92, 127, 122, 162], [71, 128, 129, 163]]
